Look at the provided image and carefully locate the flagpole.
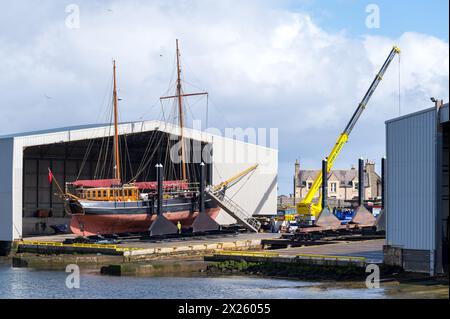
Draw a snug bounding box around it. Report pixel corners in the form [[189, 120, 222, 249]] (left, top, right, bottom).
[[48, 168, 65, 195]]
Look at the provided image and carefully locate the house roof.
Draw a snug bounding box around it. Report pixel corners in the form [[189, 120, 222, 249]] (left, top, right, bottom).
[[297, 169, 370, 187]]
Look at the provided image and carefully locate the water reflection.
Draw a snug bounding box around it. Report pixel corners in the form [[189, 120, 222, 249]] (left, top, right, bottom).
[[0, 264, 388, 299]]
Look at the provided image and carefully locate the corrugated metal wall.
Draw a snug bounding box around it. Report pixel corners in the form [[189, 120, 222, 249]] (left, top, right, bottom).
[[0, 138, 14, 241], [386, 108, 437, 250]]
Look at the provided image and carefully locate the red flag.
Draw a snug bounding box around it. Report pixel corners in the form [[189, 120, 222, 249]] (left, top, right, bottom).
[[48, 168, 53, 184]]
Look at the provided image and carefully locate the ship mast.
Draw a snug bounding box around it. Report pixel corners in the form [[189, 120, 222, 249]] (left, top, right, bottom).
[[112, 60, 121, 183], [176, 39, 187, 181], [160, 39, 208, 182]]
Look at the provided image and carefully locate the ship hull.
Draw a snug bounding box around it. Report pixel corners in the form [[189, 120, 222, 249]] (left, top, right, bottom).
[[70, 208, 220, 236], [68, 197, 220, 236]]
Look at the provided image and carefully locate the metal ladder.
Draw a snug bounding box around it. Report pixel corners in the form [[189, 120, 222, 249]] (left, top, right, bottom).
[[206, 190, 261, 232]]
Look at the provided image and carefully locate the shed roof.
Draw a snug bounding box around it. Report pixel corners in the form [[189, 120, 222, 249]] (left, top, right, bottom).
[[0, 119, 277, 152]]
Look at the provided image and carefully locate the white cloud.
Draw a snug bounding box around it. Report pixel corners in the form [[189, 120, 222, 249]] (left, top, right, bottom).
[[0, 0, 448, 195]]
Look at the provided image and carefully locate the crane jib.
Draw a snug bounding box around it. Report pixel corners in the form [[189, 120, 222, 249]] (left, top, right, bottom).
[[343, 46, 400, 136], [297, 45, 400, 218]]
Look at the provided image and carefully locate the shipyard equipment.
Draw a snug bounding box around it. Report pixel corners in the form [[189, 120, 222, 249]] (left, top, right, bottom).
[[212, 164, 258, 193], [297, 46, 401, 225], [350, 158, 377, 225], [207, 164, 261, 232]]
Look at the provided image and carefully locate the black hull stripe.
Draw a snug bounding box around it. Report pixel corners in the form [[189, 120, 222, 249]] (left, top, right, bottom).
[[83, 202, 217, 215]]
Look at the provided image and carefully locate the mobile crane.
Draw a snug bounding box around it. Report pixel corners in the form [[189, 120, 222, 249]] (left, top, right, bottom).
[[297, 45, 401, 225]]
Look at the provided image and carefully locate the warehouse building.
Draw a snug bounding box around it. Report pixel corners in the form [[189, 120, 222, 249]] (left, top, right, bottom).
[[384, 100, 448, 275], [0, 120, 277, 250]]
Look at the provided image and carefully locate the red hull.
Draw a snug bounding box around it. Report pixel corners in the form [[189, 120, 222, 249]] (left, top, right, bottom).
[[70, 208, 220, 236]]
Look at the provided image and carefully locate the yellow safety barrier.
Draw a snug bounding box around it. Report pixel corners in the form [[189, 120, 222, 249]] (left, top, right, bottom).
[[296, 253, 366, 261], [115, 247, 142, 252], [20, 241, 117, 249], [70, 243, 117, 249], [215, 251, 279, 258], [18, 241, 143, 253], [21, 241, 64, 247]]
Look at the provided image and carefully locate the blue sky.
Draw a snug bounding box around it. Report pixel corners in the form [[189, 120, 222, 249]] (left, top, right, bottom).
[[0, 0, 448, 198], [284, 0, 449, 41]]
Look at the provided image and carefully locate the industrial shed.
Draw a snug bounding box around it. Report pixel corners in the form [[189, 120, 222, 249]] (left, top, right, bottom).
[[384, 101, 448, 275], [0, 120, 277, 248]]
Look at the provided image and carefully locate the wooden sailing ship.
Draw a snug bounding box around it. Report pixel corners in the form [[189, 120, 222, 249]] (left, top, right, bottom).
[[62, 40, 221, 236]]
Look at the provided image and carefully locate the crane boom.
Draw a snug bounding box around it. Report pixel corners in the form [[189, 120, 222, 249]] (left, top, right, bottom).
[[297, 46, 401, 221], [212, 164, 258, 193]]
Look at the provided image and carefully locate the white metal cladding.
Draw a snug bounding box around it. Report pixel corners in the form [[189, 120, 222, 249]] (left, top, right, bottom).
[[0, 120, 278, 240], [386, 108, 437, 250], [0, 138, 15, 241]]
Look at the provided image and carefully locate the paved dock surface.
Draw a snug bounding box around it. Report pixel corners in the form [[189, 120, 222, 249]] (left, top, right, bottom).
[[22, 234, 383, 262], [116, 233, 278, 249], [23, 233, 278, 249], [271, 239, 384, 263]]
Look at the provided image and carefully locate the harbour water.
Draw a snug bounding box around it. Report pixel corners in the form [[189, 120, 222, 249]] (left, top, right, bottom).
[[1, 261, 448, 299], [0, 264, 386, 299]]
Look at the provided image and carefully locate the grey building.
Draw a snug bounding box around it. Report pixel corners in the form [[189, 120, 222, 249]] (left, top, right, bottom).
[[294, 160, 381, 206], [384, 101, 448, 275]]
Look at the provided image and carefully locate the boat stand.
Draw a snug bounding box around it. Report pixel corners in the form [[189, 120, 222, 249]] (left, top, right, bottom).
[[192, 163, 219, 233], [315, 207, 342, 228], [375, 157, 386, 231], [375, 209, 386, 231], [351, 205, 376, 226], [149, 214, 179, 237], [350, 158, 376, 226], [148, 164, 178, 236], [315, 159, 341, 228], [192, 213, 220, 233]]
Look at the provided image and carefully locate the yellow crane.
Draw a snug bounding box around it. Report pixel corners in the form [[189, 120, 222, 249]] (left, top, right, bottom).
[[212, 164, 258, 193], [297, 46, 401, 223]]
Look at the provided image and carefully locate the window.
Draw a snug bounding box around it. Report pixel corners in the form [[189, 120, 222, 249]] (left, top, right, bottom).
[[109, 190, 113, 197], [354, 182, 359, 190], [103, 190, 107, 197], [307, 182, 313, 190], [92, 191, 96, 198], [330, 182, 337, 193]]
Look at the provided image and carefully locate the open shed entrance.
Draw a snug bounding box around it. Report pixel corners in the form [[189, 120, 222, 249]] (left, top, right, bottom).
[[21, 130, 211, 236]]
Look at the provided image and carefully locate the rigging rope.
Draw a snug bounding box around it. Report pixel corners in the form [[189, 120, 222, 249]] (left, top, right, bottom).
[[228, 168, 257, 201], [99, 104, 114, 179], [76, 73, 114, 181], [206, 94, 209, 129]]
